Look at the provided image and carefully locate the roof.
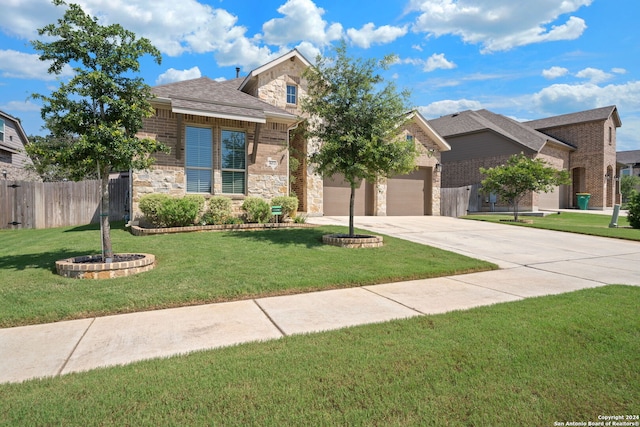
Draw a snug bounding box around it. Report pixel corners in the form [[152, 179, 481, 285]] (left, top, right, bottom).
[[238, 49, 312, 92], [428, 109, 574, 153], [151, 77, 298, 124], [617, 150, 640, 165], [407, 111, 451, 152], [525, 105, 621, 129]]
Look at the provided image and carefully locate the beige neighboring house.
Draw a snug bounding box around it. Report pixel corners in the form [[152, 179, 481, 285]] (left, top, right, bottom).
[[0, 110, 39, 181], [132, 49, 451, 221], [430, 105, 621, 211]]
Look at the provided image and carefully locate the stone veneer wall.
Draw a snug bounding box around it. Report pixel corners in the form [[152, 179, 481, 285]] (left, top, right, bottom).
[[133, 107, 290, 222]]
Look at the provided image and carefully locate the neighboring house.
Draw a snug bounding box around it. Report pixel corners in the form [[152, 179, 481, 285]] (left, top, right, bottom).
[[429, 106, 621, 211], [0, 110, 38, 181], [132, 49, 451, 221], [617, 150, 640, 177]]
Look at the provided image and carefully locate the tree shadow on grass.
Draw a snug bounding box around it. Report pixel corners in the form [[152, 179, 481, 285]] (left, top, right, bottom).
[[63, 221, 126, 233], [0, 249, 91, 273], [220, 227, 338, 248]]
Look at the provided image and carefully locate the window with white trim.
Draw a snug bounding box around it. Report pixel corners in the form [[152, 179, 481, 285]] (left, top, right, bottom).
[[286, 85, 297, 104], [185, 126, 212, 193], [0, 119, 4, 143], [221, 129, 246, 194]]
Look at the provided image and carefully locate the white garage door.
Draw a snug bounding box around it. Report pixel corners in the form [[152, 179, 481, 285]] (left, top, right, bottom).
[[537, 186, 560, 210]]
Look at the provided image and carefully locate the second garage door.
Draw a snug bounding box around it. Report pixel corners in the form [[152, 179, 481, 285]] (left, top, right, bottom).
[[323, 175, 374, 216], [386, 167, 431, 215]]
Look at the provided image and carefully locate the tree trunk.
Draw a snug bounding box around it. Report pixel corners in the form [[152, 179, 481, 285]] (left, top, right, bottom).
[[100, 169, 113, 261], [513, 199, 519, 221], [349, 183, 355, 237]]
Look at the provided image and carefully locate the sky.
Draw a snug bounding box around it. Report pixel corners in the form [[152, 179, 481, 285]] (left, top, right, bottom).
[[1, 0, 639, 151]]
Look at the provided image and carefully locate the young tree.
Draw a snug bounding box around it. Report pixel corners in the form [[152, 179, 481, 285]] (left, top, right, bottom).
[[303, 42, 419, 237], [31, 0, 167, 260], [480, 153, 571, 221], [620, 175, 640, 203], [25, 134, 94, 182]]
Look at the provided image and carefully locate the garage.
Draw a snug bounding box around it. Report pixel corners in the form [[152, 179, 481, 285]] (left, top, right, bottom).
[[386, 167, 432, 215], [323, 175, 374, 216], [537, 185, 568, 210]]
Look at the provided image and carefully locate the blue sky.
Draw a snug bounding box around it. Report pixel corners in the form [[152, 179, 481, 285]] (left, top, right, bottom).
[[1, 0, 639, 150]]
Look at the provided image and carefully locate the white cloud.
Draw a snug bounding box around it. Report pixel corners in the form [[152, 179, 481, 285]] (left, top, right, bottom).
[[404, 53, 456, 72], [262, 0, 343, 46], [575, 67, 613, 84], [408, 0, 592, 52], [542, 66, 569, 79], [532, 81, 640, 114], [611, 68, 627, 75], [347, 23, 408, 49], [155, 67, 202, 85], [0, 100, 41, 113], [419, 99, 483, 118], [0, 49, 73, 80]]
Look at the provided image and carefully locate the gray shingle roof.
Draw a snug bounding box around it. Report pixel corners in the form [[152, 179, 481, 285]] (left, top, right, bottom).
[[525, 105, 621, 129], [151, 77, 297, 123], [617, 150, 640, 165], [428, 109, 574, 153]]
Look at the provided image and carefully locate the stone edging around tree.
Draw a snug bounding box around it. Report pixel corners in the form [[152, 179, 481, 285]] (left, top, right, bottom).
[[322, 234, 384, 248], [56, 253, 155, 279]]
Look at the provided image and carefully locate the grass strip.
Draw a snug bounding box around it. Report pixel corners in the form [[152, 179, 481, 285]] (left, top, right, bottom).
[[464, 212, 640, 241], [1, 285, 637, 426], [0, 223, 495, 327]]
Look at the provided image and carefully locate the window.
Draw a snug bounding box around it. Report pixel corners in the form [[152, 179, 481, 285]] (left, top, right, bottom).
[[406, 134, 414, 142], [185, 126, 212, 193], [221, 130, 246, 194], [608, 127, 612, 145], [0, 119, 4, 143], [286, 85, 297, 104]]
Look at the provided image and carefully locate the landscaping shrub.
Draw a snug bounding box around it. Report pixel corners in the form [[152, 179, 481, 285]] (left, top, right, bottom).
[[627, 192, 640, 229], [139, 194, 170, 226], [271, 196, 299, 219], [202, 196, 234, 225], [242, 197, 272, 223], [147, 195, 205, 227]]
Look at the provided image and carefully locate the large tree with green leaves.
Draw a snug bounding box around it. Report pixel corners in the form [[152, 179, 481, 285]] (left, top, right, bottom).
[[31, 0, 166, 260], [480, 153, 571, 221], [302, 42, 419, 236]]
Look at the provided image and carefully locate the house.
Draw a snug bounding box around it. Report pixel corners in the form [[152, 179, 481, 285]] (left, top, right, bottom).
[[0, 110, 38, 181], [429, 105, 621, 211], [617, 150, 640, 178], [132, 49, 451, 221]]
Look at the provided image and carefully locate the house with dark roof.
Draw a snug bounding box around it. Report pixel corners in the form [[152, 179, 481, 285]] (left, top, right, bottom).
[[132, 49, 451, 220], [618, 150, 640, 177], [429, 106, 621, 211], [0, 110, 38, 181]]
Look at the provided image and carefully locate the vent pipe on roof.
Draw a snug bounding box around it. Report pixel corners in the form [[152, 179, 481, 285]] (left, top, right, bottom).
[[236, 67, 240, 78]]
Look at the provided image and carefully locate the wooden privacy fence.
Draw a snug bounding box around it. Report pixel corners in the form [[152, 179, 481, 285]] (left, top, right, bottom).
[[0, 177, 129, 229], [440, 184, 481, 217]]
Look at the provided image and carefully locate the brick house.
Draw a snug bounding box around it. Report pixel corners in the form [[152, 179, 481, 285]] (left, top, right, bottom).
[[618, 150, 640, 178], [0, 110, 39, 181], [132, 49, 451, 221], [429, 106, 621, 211]]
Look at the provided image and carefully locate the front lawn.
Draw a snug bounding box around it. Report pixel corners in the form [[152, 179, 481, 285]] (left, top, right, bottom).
[[463, 212, 640, 241], [1, 285, 637, 425], [0, 223, 495, 327]]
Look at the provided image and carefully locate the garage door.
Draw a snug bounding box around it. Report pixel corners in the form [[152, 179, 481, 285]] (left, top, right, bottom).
[[323, 175, 373, 216], [387, 167, 431, 215]]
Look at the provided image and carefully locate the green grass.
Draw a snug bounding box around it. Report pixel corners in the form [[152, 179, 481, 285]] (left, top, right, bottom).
[[0, 223, 495, 328], [464, 212, 640, 241], [1, 285, 637, 426]]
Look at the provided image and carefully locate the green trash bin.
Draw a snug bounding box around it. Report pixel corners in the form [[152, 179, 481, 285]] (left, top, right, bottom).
[[576, 193, 591, 210]]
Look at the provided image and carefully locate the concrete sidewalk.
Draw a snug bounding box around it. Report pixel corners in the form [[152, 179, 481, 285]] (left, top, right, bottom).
[[2, 216, 639, 384]]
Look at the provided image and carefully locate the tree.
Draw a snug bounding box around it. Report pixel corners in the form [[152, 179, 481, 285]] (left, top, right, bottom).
[[302, 42, 419, 237], [25, 134, 96, 182], [31, 0, 167, 261], [480, 153, 571, 221], [620, 175, 640, 203]]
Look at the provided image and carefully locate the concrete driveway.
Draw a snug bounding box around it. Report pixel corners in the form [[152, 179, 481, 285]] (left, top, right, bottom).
[[310, 215, 640, 286]]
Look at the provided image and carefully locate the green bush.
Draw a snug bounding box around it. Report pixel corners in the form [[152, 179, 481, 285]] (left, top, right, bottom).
[[139, 194, 170, 226], [202, 196, 234, 225], [242, 197, 272, 223], [627, 192, 640, 229], [271, 196, 299, 219], [157, 195, 205, 227]]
